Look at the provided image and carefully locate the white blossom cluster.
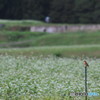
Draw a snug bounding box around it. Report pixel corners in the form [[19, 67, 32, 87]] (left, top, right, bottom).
[[0, 55, 99, 99]]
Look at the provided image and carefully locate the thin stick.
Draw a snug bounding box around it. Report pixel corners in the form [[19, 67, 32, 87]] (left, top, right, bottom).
[[85, 67, 87, 100]]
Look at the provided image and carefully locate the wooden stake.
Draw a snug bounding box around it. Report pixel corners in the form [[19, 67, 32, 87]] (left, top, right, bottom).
[[83, 61, 89, 100], [85, 66, 87, 100]]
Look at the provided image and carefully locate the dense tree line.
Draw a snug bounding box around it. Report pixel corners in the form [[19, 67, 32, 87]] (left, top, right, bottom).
[[0, 0, 100, 23]]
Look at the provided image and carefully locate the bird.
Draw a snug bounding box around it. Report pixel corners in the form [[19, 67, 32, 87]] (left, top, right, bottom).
[[84, 61, 89, 67]]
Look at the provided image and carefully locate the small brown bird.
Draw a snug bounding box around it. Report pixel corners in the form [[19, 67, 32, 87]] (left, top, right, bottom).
[[84, 61, 89, 67]]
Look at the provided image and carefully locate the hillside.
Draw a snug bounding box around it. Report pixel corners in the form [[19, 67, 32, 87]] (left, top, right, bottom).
[[0, 20, 100, 58], [0, 30, 100, 47], [0, 20, 100, 47]]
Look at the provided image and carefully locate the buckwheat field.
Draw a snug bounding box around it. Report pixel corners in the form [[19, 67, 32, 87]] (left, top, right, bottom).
[[0, 55, 100, 100]]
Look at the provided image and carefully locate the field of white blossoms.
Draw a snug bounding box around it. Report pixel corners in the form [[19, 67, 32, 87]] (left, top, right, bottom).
[[0, 55, 100, 100]]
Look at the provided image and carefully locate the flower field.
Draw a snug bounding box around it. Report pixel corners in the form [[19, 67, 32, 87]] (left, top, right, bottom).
[[0, 55, 100, 100]]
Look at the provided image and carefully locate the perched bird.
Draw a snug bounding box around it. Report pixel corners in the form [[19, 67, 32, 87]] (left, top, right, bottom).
[[84, 61, 89, 67]]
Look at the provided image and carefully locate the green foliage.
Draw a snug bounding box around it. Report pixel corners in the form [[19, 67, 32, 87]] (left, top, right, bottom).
[[0, 20, 44, 27], [75, 0, 95, 23], [0, 30, 100, 47], [0, 55, 99, 99], [0, 0, 100, 23], [50, 0, 76, 23], [0, 45, 100, 58], [32, 32, 100, 46], [0, 31, 46, 41], [93, 1, 100, 23]]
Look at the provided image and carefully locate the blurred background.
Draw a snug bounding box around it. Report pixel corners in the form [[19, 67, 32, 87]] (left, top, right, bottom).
[[0, 0, 100, 23], [0, 0, 100, 58]]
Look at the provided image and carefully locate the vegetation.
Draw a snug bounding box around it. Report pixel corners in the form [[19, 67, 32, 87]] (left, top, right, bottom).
[[0, 45, 100, 58], [0, 30, 100, 47], [0, 19, 99, 100], [0, 20, 100, 58], [0, 20, 45, 27], [0, 20, 99, 58], [31, 32, 100, 46], [0, 55, 99, 100], [0, 0, 100, 23]]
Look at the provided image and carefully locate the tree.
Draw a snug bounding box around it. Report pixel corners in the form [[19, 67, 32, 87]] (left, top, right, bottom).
[[0, 0, 100, 23], [21, 0, 50, 20], [49, 0, 76, 23], [61, 0, 76, 23], [0, 0, 8, 19], [93, 0, 100, 23], [75, 0, 95, 23]]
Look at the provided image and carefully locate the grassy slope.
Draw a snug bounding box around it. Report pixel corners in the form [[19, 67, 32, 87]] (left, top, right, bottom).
[[0, 31, 46, 43], [0, 45, 100, 58], [0, 20, 44, 27], [0, 19, 100, 46], [0, 19, 100, 58], [32, 31, 100, 46], [0, 19, 73, 27], [0, 31, 100, 47]]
